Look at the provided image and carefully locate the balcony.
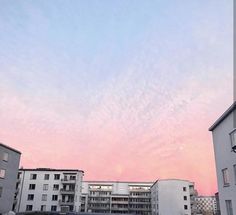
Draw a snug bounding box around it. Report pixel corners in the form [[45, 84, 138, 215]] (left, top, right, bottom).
[[60, 188, 75, 194], [61, 179, 76, 184], [59, 199, 74, 206]]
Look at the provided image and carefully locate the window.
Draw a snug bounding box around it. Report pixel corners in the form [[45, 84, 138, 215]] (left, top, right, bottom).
[[44, 174, 50, 180], [184, 205, 188, 210], [0, 187, 2, 197], [54, 174, 60, 180], [53, 184, 59, 190], [41, 205, 46, 211], [29, 184, 36, 190], [30, 174, 37, 180], [2, 152, 8, 162], [42, 194, 47, 201], [26, 205, 33, 211], [0, 169, 6, 179], [222, 168, 230, 186], [225, 200, 233, 215], [234, 164, 236, 184], [52, 195, 58, 201], [43, 184, 49, 191], [183, 187, 186, 192], [27, 194, 34, 201], [184, 196, 187, 200], [230, 129, 236, 152], [51, 205, 57, 211]]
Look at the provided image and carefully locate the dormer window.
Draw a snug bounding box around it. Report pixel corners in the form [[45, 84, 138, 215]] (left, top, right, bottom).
[[229, 129, 236, 153]]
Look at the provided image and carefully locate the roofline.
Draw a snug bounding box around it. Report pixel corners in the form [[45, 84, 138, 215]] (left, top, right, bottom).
[[196, 195, 216, 198], [19, 168, 84, 173], [0, 143, 21, 154], [150, 179, 193, 188], [209, 102, 236, 131], [83, 180, 154, 184]]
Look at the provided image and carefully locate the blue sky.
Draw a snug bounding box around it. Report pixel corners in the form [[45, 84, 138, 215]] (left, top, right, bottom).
[[0, 0, 233, 194]]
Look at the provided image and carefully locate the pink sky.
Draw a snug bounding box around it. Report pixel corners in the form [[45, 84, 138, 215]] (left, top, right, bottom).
[[0, 0, 233, 195]]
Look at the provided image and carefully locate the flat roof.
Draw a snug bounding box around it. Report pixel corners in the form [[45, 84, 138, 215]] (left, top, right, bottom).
[[209, 101, 236, 131], [150, 179, 193, 188], [0, 142, 21, 154], [83, 180, 154, 184], [20, 168, 84, 173]]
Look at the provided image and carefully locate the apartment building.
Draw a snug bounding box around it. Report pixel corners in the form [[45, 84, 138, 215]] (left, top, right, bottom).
[[0, 143, 21, 214], [195, 196, 217, 215], [151, 179, 197, 215], [81, 181, 153, 215], [15, 168, 84, 213], [209, 101, 236, 215]]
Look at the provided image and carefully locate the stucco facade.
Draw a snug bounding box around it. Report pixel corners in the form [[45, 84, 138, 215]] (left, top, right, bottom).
[[0, 143, 21, 214]]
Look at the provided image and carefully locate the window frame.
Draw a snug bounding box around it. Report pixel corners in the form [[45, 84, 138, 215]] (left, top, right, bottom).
[[0, 169, 6, 179], [222, 168, 230, 187], [2, 152, 9, 162]]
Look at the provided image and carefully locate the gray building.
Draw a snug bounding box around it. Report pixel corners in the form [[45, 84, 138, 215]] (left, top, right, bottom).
[[0, 143, 21, 214], [209, 102, 236, 215]]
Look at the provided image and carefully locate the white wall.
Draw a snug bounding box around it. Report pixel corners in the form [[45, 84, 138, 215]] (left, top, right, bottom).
[[151, 179, 192, 215], [16, 170, 83, 213]]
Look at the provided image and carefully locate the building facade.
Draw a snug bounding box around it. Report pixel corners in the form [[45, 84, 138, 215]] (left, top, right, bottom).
[[209, 102, 236, 215], [81, 181, 153, 215], [15, 168, 84, 213], [0, 143, 21, 214], [195, 196, 217, 215], [151, 179, 196, 215]]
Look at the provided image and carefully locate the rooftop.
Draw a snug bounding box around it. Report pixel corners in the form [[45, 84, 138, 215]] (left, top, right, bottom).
[[19, 168, 84, 173], [0, 142, 21, 154], [209, 101, 236, 131]]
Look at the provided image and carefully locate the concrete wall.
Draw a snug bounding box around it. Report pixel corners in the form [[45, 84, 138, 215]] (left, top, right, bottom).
[[16, 170, 83, 213], [0, 144, 21, 214], [151, 179, 192, 215], [212, 111, 236, 214]]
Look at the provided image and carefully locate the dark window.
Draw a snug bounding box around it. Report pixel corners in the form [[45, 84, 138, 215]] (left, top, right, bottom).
[[183, 187, 187, 192], [53, 184, 59, 190], [41, 205, 46, 211], [30, 174, 37, 180], [29, 184, 36, 190], [184, 205, 188, 210], [26, 205, 33, 211], [54, 174, 60, 180], [27, 194, 34, 201], [51, 205, 57, 211], [52, 195, 58, 201], [0, 187, 2, 197], [44, 174, 50, 180], [184, 196, 187, 200]]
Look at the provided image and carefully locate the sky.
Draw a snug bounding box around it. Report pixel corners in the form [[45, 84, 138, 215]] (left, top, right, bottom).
[[0, 0, 233, 195]]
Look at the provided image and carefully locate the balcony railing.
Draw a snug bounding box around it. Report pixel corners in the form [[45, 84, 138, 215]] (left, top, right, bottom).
[[60, 188, 75, 194], [61, 179, 76, 184], [59, 199, 74, 206]]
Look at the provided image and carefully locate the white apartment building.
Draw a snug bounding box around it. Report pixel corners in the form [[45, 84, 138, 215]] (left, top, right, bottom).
[[0, 143, 21, 214], [209, 102, 236, 215], [195, 196, 217, 215], [81, 181, 153, 215], [15, 168, 84, 213], [151, 179, 197, 215]]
